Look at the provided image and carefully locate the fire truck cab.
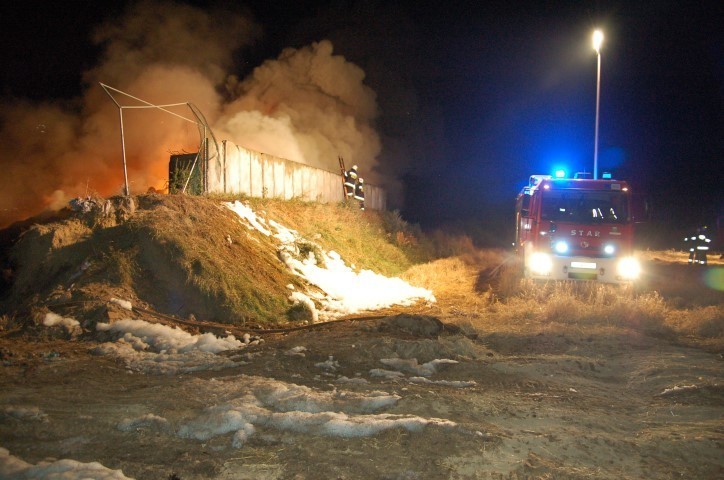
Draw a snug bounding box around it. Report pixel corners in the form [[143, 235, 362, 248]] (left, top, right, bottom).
[[515, 173, 641, 283]]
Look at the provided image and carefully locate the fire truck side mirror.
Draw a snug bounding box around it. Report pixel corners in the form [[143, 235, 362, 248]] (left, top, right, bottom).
[[631, 193, 651, 223]]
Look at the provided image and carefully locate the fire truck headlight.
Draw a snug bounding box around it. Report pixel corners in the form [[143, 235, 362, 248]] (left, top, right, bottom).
[[617, 257, 641, 280], [553, 241, 569, 254], [603, 244, 615, 255], [530, 252, 553, 275]]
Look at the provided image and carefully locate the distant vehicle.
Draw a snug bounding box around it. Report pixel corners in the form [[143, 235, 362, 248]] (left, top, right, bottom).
[[514, 172, 641, 283]]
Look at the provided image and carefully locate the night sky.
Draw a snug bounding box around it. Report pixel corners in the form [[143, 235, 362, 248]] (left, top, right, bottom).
[[1, 1, 721, 247]]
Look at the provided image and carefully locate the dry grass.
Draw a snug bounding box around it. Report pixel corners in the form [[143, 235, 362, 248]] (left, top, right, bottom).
[[474, 283, 668, 337], [240, 197, 428, 277], [665, 305, 724, 338], [131, 195, 323, 324], [406, 245, 722, 348], [638, 248, 724, 265], [403, 257, 477, 297], [426, 230, 479, 258]]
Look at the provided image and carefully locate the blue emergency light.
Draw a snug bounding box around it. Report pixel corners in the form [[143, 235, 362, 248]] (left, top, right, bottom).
[[554, 169, 566, 178], [602, 172, 612, 179]]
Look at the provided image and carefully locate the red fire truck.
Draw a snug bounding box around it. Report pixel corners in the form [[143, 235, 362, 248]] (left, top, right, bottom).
[[514, 172, 641, 283]]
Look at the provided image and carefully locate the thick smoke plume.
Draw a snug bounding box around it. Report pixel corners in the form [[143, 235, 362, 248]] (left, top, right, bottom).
[[217, 40, 380, 175], [0, 1, 381, 228]]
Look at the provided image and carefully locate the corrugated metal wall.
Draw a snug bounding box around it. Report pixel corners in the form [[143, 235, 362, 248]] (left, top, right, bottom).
[[206, 140, 386, 210]]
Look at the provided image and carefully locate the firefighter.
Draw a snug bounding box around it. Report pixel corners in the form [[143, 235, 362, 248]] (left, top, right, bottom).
[[684, 226, 711, 265], [343, 165, 358, 198], [354, 178, 365, 211]]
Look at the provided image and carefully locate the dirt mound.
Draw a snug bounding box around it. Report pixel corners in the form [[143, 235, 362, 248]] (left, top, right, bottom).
[[378, 313, 446, 336], [0, 195, 302, 327], [0, 194, 435, 332]]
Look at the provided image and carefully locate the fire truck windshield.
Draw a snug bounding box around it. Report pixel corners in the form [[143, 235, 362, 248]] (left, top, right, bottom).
[[540, 191, 629, 224]]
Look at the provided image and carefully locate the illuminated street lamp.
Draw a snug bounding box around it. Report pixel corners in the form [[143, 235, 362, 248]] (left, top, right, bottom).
[[592, 29, 604, 180]]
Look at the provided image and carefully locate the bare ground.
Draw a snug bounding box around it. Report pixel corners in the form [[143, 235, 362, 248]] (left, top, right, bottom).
[[0, 198, 722, 479], [1, 260, 722, 480]]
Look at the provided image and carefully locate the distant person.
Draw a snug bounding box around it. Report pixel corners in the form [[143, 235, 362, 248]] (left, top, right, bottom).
[[344, 165, 358, 198], [354, 178, 365, 211], [685, 226, 711, 265]]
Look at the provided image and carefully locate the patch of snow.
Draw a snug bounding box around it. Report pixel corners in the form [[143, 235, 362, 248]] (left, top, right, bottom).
[[657, 384, 699, 396], [224, 200, 436, 319], [380, 358, 458, 377], [110, 297, 133, 311], [42, 312, 80, 330], [369, 369, 406, 379], [315, 356, 340, 371], [289, 291, 319, 323], [96, 319, 244, 354], [268, 219, 297, 244], [173, 375, 455, 447], [117, 414, 171, 433], [284, 346, 307, 357], [0, 447, 134, 480], [319, 412, 456, 438], [282, 250, 435, 318], [231, 423, 256, 448], [408, 377, 477, 388], [91, 341, 239, 375], [225, 201, 272, 236], [371, 359, 474, 387], [336, 376, 370, 385]]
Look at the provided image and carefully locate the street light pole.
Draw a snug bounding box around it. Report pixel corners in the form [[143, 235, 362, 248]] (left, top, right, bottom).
[[593, 29, 604, 180]]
